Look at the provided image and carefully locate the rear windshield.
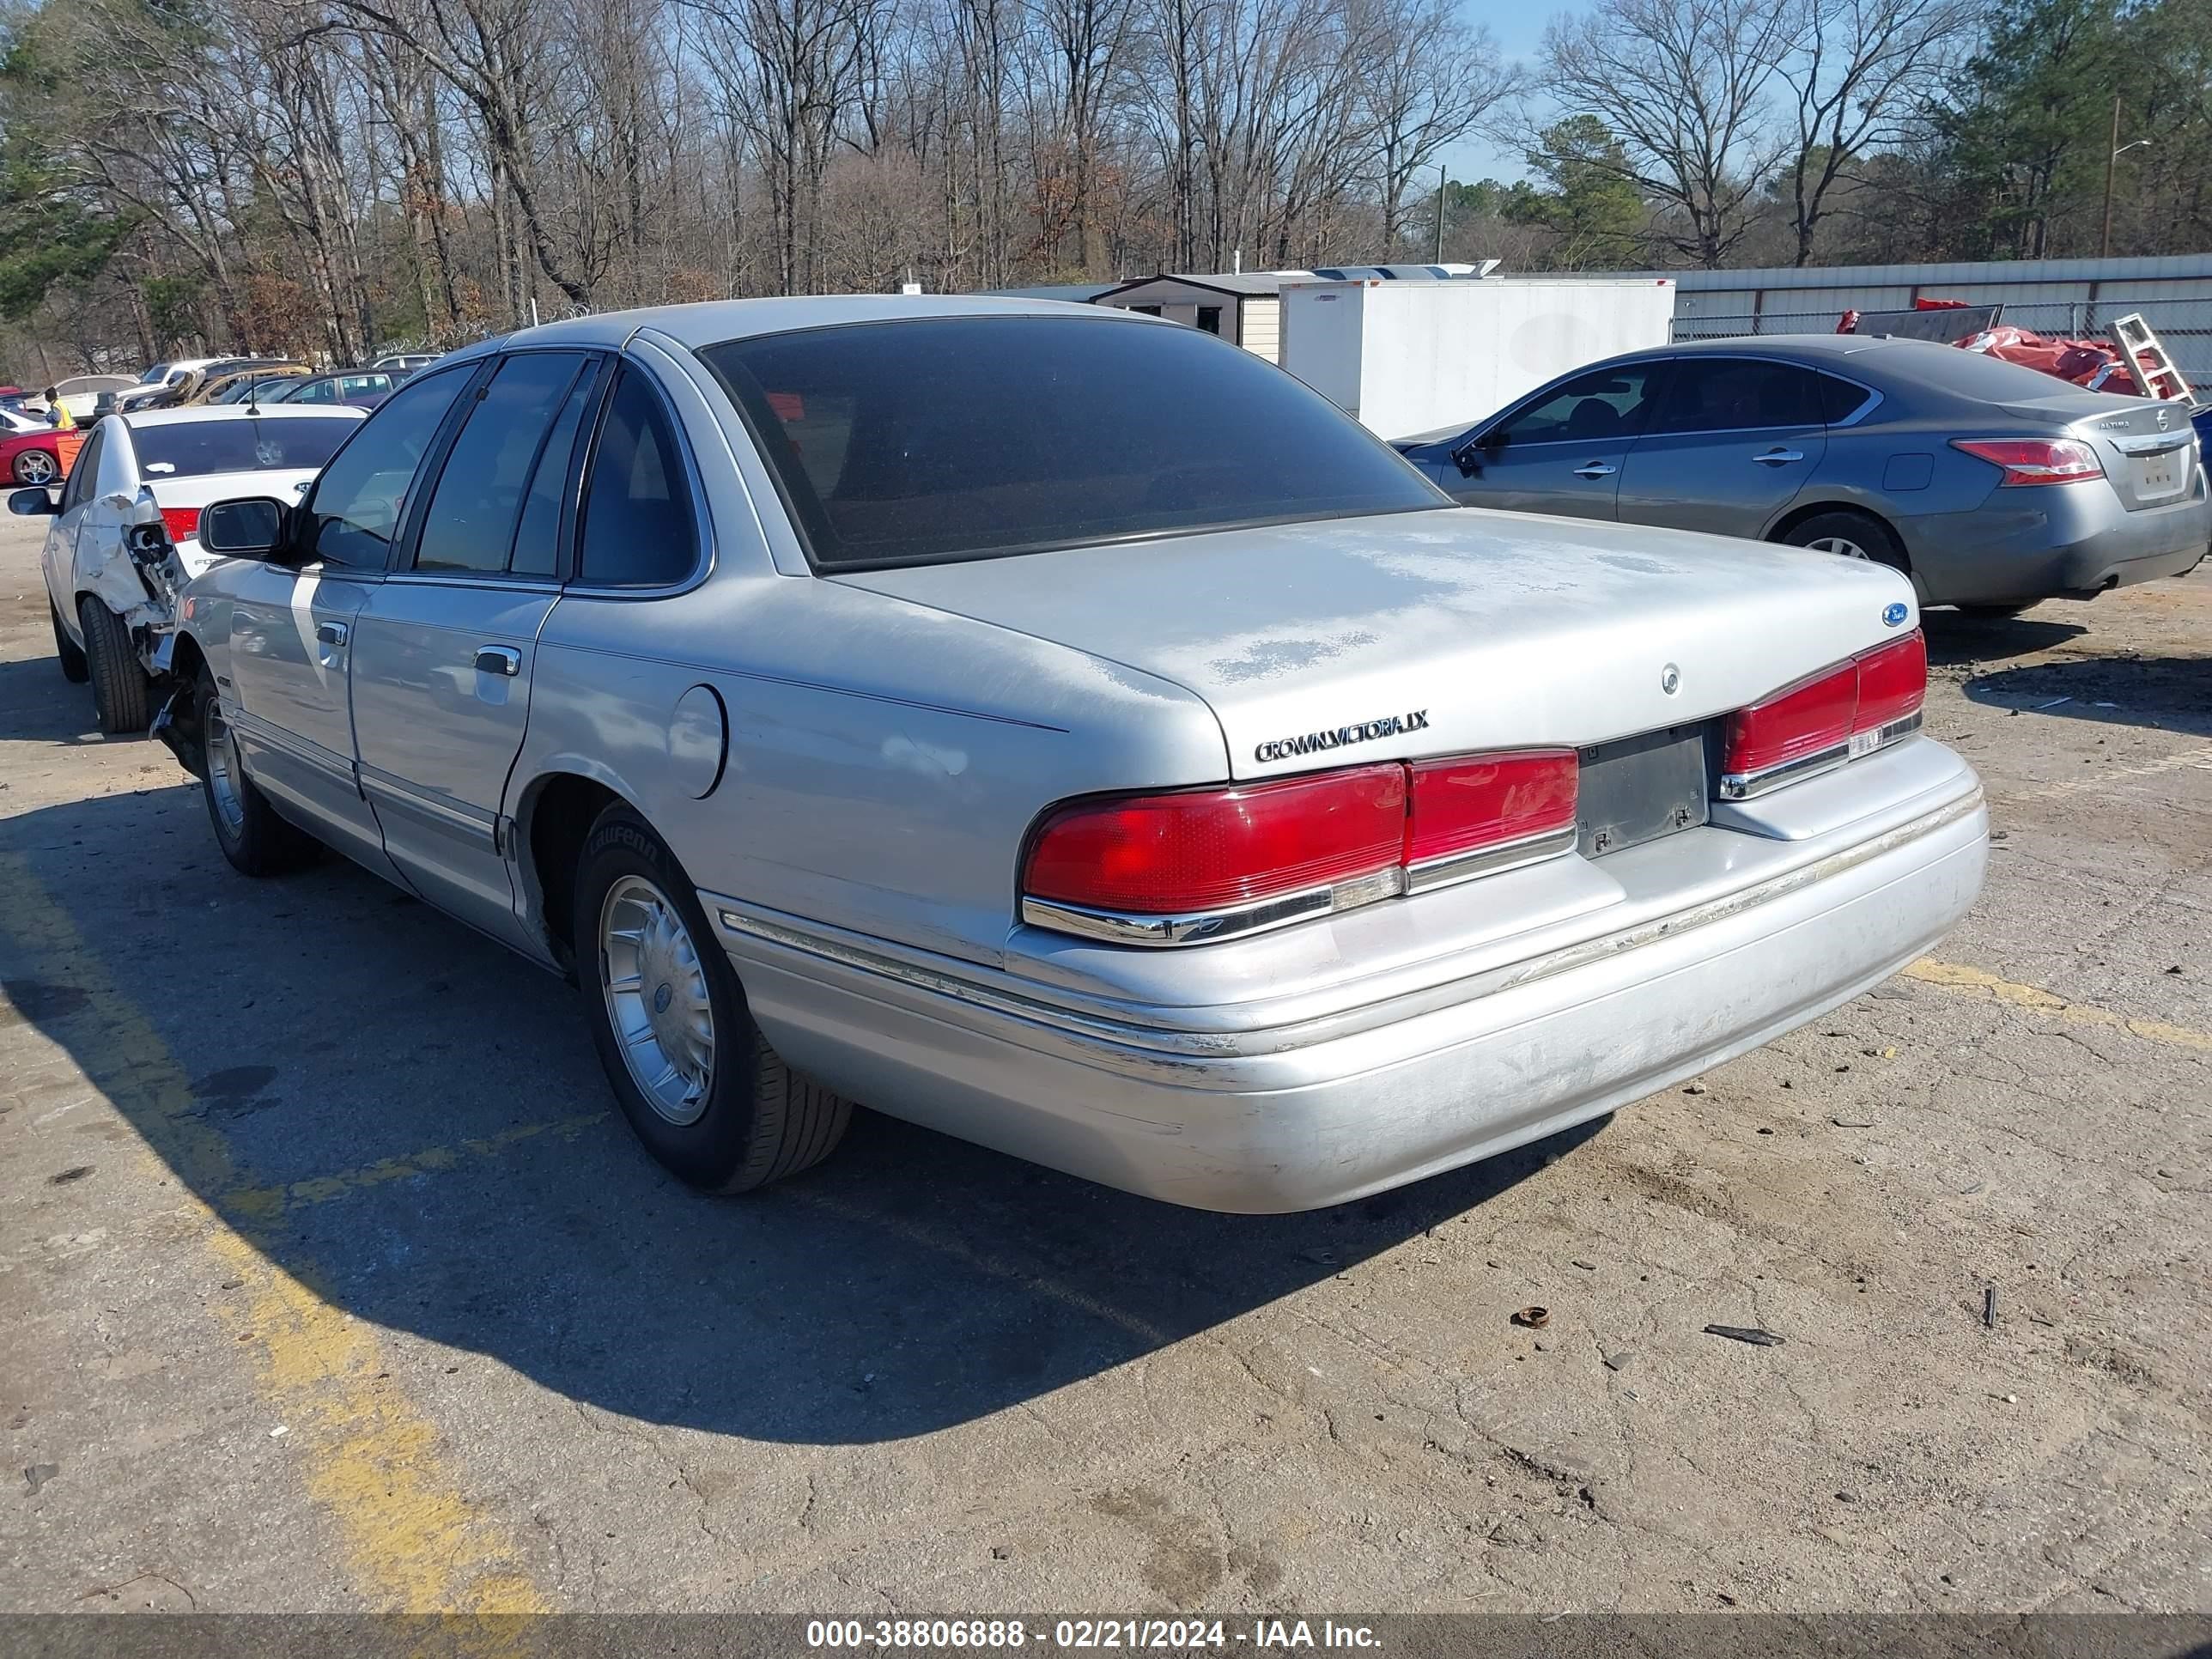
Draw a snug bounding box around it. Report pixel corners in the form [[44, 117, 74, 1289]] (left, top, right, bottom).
[[130, 416, 356, 479], [699, 315, 1445, 569]]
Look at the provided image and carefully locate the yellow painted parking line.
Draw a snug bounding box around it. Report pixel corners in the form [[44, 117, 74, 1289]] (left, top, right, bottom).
[[1997, 741, 2212, 804], [1905, 958, 2212, 1054], [225, 1113, 611, 1220], [0, 853, 549, 1617]]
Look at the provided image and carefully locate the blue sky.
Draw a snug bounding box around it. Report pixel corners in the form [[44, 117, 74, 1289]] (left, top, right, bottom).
[[1438, 1, 1575, 184]]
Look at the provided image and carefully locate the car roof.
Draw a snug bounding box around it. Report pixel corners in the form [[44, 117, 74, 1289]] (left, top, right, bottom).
[[441, 294, 1149, 364], [1661, 333, 1896, 359], [119, 404, 367, 428]]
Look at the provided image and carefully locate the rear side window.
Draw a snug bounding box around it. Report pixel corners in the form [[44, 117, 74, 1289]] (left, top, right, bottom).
[[1817, 373, 1875, 424], [701, 315, 1442, 570], [1647, 359, 1823, 434], [510, 363, 601, 576], [575, 369, 696, 586], [130, 416, 355, 479], [414, 352, 591, 575], [303, 367, 471, 569]]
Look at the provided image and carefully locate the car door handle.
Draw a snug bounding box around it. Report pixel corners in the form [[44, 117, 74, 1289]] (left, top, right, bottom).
[[1572, 462, 1618, 479], [316, 621, 349, 647], [475, 646, 521, 678], [1753, 448, 1806, 465]]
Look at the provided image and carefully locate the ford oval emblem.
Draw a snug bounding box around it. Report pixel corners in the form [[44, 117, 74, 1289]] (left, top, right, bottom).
[[1882, 602, 1909, 628]]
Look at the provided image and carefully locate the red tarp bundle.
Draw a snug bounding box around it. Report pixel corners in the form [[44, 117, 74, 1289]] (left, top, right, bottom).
[[1954, 324, 2142, 392], [1839, 297, 2185, 398]]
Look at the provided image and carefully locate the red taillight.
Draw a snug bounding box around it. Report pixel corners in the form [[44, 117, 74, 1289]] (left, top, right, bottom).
[[160, 506, 201, 544], [1723, 662, 1857, 779], [1853, 631, 1927, 734], [1721, 629, 1927, 798], [1406, 750, 1577, 869], [1023, 763, 1407, 916], [1022, 750, 1583, 942], [1950, 439, 2102, 486]]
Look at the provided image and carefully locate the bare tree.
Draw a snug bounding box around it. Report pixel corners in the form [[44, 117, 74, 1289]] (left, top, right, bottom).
[[1540, 0, 1793, 267], [1355, 0, 1516, 252], [1771, 0, 1972, 264]]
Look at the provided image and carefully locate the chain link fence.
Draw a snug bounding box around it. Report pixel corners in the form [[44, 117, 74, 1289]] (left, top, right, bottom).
[[1671, 298, 2212, 389]]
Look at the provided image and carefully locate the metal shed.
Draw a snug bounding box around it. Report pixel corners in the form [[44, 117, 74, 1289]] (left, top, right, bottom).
[[1089, 272, 1316, 362]]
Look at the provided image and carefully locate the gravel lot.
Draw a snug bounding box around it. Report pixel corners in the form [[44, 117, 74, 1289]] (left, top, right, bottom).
[[1, 512, 2206, 1615]]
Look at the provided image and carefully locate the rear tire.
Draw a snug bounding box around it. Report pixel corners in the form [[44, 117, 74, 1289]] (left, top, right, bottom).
[[14, 449, 56, 486], [574, 804, 851, 1194], [52, 601, 88, 683], [1778, 510, 1909, 575], [198, 670, 321, 875], [1954, 602, 2036, 620], [77, 597, 151, 734]]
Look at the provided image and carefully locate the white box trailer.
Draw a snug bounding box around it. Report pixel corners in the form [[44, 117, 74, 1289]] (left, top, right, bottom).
[[1279, 277, 1678, 439]]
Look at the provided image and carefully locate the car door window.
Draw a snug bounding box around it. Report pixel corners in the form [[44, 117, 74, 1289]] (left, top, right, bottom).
[[301, 367, 471, 570], [58, 427, 102, 512], [413, 352, 591, 575], [509, 361, 602, 577], [575, 368, 697, 587], [1646, 359, 1823, 434], [1490, 366, 1662, 447]]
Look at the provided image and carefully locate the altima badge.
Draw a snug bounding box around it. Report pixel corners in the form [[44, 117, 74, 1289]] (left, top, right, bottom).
[[1882, 602, 1909, 628]]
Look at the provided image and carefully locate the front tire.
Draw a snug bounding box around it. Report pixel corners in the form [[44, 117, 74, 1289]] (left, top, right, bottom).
[[198, 670, 321, 875], [77, 597, 151, 733], [14, 449, 56, 486], [52, 601, 88, 683], [574, 805, 851, 1194]]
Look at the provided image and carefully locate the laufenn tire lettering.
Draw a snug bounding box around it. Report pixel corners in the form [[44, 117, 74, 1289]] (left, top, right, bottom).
[[1255, 708, 1430, 763]]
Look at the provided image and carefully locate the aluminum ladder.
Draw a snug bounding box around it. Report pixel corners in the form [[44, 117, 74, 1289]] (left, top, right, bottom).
[[2106, 313, 2198, 404]]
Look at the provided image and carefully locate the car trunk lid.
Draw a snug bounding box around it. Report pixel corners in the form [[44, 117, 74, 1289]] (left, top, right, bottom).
[[832, 507, 1918, 781], [2050, 397, 2198, 512]]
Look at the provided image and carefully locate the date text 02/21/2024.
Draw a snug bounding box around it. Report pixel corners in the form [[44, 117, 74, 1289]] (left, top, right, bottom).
[[805, 1620, 1383, 1650]]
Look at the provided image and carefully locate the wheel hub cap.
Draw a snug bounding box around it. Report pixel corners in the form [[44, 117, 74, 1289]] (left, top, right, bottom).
[[599, 876, 716, 1127]]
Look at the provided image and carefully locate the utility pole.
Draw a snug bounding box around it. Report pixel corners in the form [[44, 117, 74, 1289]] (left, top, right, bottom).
[[1435, 164, 1448, 264], [2100, 98, 2150, 260], [2100, 96, 2121, 259]]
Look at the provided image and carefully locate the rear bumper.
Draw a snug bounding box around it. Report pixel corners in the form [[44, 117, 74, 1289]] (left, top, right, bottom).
[[711, 766, 1987, 1212], [1902, 476, 2210, 606]]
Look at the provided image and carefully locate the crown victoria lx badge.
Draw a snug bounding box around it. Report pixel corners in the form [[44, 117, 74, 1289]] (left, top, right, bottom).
[[1255, 708, 1430, 763]]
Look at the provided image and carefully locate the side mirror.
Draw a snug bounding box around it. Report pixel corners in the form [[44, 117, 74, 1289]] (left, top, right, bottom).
[[1451, 428, 1498, 476], [8, 486, 56, 516], [198, 496, 289, 558]]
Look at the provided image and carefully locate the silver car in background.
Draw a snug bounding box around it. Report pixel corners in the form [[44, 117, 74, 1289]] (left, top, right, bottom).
[[1393, 335, 2210, 618], [163, 297, 1986, 1212]]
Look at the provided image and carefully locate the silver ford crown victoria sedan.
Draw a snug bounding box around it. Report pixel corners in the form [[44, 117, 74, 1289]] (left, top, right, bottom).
[[162, 296, 1988, 1212]]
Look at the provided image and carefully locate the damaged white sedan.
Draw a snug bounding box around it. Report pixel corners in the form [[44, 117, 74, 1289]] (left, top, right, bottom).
[[16, 404, 362, 732]]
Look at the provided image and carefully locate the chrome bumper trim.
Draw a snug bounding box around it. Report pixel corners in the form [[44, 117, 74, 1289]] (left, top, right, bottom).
[[1405, 824, 1577, 892], [1718, 711, 1923, 800], [1018, 865, 1405, 947]]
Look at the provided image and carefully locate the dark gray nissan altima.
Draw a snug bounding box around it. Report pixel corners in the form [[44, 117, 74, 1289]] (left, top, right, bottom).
[[1391, 334, 2209, 617]]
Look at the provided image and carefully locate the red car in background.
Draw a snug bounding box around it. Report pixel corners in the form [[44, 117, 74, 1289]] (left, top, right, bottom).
[[0, 406, 66, 486]]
